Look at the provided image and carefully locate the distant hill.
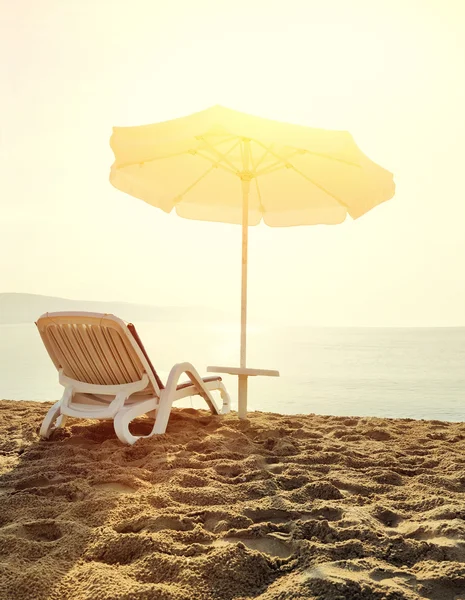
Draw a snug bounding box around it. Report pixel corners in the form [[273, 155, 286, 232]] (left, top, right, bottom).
[[0, 293, 229, 325]]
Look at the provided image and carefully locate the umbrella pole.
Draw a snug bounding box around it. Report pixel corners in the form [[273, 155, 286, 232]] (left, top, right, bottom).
[[238, 176, 250, 419]]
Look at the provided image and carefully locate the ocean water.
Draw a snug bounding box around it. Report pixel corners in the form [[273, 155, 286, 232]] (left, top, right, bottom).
[[1, 323, 464, 422]]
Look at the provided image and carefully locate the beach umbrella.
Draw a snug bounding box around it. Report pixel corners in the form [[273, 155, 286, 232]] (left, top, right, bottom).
[[109, 105, 395, 417]]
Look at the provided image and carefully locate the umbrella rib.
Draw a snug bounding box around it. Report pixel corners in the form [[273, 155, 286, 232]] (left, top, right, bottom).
[[174, 137, 243, 201], [252, 141, 350, 207], [253, 143, 273, 171], [249, 144, 259, 173], [255, 160, 349, 208], [249, 140, 270, 172], [249, 142, 256, 171], [195, 151, 237, 175], [254, 140, 361, 168], [256, 163, 287, 176], [245, 141, 349, 207], [288, 164, 350, 208], [253, 141, 300, 171], [198, 138, 241, 173], [116, 137, 239, 171], [174, 165, 217, 202], [116, 150, 191, 169], [256, 150, 302, 176]]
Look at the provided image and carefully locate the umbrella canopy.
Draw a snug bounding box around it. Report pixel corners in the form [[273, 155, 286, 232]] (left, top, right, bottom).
[[109, 105, 395, 417], [110, 105, 395, 227]]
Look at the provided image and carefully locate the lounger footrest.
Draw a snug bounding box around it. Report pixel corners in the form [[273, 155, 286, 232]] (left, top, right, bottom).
[[176, 375, 222, 391]]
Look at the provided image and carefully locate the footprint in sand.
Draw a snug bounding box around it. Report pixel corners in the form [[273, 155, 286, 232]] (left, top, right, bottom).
[[214, 463, 243, 478], [303, 506, 344, 522], [243, 508, 298, 524], [371, 506, 405, 528], [6, 520, 64, 542], [15, 474, 68, 490], [303, 560, 417, 595], [175, 473, 209, 488], [213, 535, 293, 558], [264, 463, 285, 474], [364, 429, 391, 441], [61, 436, 98, 448], [394, 520, 465, 548], [370, 567, 417, 588], [92, 482, 137, 494]]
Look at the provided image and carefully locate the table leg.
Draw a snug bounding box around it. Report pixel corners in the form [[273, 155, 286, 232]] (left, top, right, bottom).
[[238, 375, 248, 419]]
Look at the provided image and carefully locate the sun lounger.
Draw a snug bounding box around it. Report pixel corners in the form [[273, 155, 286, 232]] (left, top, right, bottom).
[[35, 312, 231, 444]]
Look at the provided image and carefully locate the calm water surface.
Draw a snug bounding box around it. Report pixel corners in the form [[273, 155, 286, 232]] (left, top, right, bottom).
[[1, 323, 464, 421]]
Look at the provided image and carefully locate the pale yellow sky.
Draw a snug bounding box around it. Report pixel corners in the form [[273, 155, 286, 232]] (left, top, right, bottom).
[[1, 0, 464, 326]]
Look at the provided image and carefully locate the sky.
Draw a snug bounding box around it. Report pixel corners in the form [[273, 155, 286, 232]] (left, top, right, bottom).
[[1, 0, 465, 327]]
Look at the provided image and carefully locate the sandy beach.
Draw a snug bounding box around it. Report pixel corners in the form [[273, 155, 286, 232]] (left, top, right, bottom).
[[0, 400, 464, 600]]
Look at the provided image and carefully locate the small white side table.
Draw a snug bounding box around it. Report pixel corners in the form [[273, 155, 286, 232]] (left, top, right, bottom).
[[206, 366, 280, 419]]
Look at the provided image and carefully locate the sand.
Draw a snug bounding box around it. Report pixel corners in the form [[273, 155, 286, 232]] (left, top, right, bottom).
[[0, 400, 465, 600]]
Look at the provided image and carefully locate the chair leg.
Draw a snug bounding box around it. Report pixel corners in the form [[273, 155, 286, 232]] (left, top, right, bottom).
[[39, 401, 63, 439], [114, 410, 138, 445], [56, 415, 68, 428], [113, 398, 159, 445], [151, 391, 174, 435], [218, 382, 231, 415]]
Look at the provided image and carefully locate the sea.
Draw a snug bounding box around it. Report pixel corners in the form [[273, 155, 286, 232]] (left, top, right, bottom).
[[1, 323, 464, 422]]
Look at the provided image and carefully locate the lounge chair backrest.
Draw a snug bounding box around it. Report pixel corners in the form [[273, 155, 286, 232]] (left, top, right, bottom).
[[36, 312, 161, 396]]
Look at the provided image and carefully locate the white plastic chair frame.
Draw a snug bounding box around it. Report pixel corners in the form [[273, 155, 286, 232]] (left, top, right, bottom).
[[36, 312, 231, 445]]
